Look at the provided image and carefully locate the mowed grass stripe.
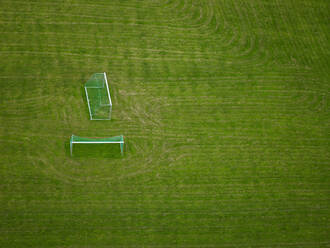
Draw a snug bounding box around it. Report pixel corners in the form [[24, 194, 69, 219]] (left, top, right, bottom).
[[0, 0, 329, 247]]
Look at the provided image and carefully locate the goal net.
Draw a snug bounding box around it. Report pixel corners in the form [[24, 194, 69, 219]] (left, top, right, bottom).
[[85, 72, 112, 120], [70, 135, 124, 156]]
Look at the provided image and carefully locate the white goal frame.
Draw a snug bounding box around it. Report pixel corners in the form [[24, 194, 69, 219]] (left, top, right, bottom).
[[84, 72, 112, 120], [70, 135, 124, 156]]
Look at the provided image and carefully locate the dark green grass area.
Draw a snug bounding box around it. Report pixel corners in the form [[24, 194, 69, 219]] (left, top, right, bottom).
[[0, 0, 329, 247]]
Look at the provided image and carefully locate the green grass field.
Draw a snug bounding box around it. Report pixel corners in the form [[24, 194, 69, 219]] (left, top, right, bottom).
[[0, 0, 329, 247]]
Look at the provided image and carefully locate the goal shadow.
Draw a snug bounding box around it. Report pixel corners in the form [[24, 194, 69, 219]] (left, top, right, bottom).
[[65, 142, 123, 159]]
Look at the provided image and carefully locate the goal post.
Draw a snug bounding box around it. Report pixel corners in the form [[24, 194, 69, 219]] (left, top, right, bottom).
[[70, 135, 124, 156], [85, 72, 112, 120], [104, 72, 112, 106]]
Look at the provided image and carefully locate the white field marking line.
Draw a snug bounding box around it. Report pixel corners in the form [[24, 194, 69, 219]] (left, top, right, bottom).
[[84, 87, 93, 120], [103, 72, 112, 106], [72, 141, 124, 144]]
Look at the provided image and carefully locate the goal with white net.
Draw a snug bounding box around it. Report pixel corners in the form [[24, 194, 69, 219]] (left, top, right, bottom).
[[85, 72, 112, 120], [70, 135, 124, 156]]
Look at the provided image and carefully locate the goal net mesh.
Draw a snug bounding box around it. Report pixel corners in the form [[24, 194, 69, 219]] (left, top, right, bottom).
[[70, 135, 124, 156], [85, 73, 112, 120]]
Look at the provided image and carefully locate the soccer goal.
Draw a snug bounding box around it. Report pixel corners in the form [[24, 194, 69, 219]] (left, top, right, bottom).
[[85, 72, 112, 120], [70, 135, 124, 156]]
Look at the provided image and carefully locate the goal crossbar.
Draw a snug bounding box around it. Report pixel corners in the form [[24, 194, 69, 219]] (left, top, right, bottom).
[[72, 141, 124, 144]]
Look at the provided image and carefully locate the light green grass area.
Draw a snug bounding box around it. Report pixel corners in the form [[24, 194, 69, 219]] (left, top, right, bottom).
[[0, 0, 329, 247]]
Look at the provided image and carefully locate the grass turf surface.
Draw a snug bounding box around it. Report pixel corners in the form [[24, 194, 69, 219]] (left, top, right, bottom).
[[0, 0, 329, 247]]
